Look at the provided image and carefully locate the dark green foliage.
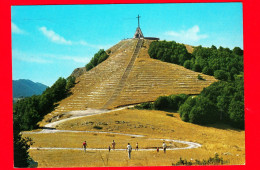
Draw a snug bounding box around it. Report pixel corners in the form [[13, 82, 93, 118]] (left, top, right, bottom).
[[148, 41, 244, 129], [168, 94, 189, 111], [93, 125, 103, 130], [154, 96, 171, 110], [214, 70, 229, 81], [154, 94, 188, 111], [133, 102, 153, 110], [148, 41, 243, 81], [13, 133, 33, 167], [166, 113, 174, 117], [134, 94, 188, 112], [192, 64, 201, 72], [179, 76, 244, 129], [85, 49, 109, 71], [148, 40, 191, 65], [233, 47, 243, 56], [183, 60, 193, 69], [66, 76, 76, 90], [229, 100, 244, 129], [197, 74, 204, 80], [173, 153, 226, 166], [13, 111, 33, 167], [13, 76, 77, 131]]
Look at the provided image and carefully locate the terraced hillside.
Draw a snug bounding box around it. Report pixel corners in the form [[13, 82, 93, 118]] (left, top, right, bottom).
[[42, 39, 217, 123]]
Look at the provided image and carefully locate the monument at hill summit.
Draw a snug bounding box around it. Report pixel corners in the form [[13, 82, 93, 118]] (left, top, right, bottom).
[[48, 15, 217, 118]]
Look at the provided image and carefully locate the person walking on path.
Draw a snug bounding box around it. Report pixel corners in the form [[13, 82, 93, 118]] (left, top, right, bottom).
[[157, 147, 159, 152], [112, 140, 116, 150], [135, 142, 139, 151], [127, 143, 132, 159], [82, 141, 87, 153], [162, 142, 167, 153], [108, 145, 111, 152]]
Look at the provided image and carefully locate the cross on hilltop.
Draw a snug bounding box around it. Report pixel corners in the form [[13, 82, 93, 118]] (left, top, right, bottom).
[[137, 14, 141, 27]]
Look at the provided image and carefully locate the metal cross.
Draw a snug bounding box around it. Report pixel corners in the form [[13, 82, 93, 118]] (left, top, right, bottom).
[[137, 14, 141, 27]]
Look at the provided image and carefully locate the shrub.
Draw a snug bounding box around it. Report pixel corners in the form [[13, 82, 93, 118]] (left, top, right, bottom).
[[173, 153, 226, 166], [154, 96, 171, 110], [93, 125, 103, 130], [214, 70, 228, 81], [134, 102, 153, 110], [166, 113, 174, 117], [228, 100, 244, 129], [197, 74, 204, 80]]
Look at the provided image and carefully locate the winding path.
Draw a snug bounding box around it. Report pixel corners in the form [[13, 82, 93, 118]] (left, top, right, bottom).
[[24, 106, 202, 151]]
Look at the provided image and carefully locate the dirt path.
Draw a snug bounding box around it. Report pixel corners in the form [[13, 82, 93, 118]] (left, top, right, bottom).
[[24, 106, 202, 151]]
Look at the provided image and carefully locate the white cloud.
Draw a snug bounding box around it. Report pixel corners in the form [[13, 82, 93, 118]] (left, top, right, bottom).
[[164, 25, 208, 44], [39, 26, 72, 45], [12, 50, 90, 64], [38, 26, 111, 49], [11, 22, 25, 34], [12, 50, 51, 64]]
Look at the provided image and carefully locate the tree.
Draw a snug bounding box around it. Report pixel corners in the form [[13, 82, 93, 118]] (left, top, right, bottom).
[[214, 70, 228, 81], [232, 47, 243, 56], [228, 100, 244, 129], [154, 96, 171, 110], [183, 60, 193, 69], [13, 113, 33, 167]]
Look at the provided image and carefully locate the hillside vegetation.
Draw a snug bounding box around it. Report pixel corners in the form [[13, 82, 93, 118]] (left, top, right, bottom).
[[85, 49, 110, 71], [137, 40, 245, 129], [13, 76, 75, 132]]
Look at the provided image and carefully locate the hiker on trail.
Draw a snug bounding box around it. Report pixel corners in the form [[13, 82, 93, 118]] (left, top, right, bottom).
[[162, 142, 167, 153], [127, 143, 132, 159], [112, 140, 116, 150], [82, 141, 87, 153], [135, 142, 139, 151], [109, 145, 111, 152], [157, 147, 159, 152]]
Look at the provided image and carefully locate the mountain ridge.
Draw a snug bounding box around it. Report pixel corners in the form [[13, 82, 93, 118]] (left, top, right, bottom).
[[13, 79, 48, 98]]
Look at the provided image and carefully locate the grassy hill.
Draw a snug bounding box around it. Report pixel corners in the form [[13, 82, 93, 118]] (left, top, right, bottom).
[[41, 39, 216, 125]]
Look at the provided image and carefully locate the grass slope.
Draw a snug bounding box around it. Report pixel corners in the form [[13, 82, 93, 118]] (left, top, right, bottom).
[[24, 109, 244, 167]]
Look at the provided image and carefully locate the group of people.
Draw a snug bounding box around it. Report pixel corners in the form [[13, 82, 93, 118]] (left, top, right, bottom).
[[82, 140, 168, 159]]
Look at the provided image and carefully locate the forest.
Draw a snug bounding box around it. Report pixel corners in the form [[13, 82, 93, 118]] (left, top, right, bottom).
[[139, 40, 244, 129]]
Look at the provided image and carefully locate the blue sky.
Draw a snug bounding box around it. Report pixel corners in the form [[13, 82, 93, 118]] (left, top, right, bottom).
[[11, 3, 243, 86]]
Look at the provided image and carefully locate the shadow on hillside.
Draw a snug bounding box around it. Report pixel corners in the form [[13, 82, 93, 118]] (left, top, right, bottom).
[[157, 109, 244, 132], [204, 123, 244, 132]]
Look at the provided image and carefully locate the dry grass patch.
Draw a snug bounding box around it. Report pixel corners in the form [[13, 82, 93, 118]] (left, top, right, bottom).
[[27, 109, 244, 167], [23, 132, 186, 149]]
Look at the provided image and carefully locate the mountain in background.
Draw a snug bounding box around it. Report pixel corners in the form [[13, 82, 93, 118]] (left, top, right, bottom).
[[13, 79, 48, 98]]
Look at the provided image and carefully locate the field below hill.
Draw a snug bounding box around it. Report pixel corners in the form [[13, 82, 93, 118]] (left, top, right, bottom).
[[23, 108, 245, 167]]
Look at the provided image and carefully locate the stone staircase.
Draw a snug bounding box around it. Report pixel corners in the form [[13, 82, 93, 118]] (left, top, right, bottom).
[[102, 39, 143, 109]]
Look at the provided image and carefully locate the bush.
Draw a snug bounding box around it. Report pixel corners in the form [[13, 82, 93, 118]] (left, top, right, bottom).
[[85, 49, 109, 71], [93, 125, 103, 130], [214, 70, 228, 81], [179, 96, 196, 122], [169, 94, 189, 111], [154, 96, 171, 110], [134, 102, 153, 110], [179, 96, 219, 125], [228, 100, 244, 129], [173, 153, 226, 166], [197, 74, 204, 80]]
